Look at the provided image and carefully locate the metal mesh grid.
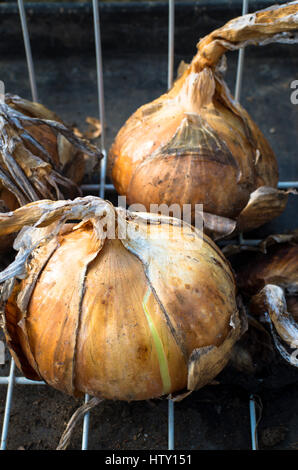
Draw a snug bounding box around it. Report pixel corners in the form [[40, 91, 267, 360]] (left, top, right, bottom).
[[0, 0, 296, 451]]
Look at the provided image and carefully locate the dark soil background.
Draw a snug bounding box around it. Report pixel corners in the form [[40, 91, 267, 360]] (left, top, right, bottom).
[[0, 1, 297, 451]]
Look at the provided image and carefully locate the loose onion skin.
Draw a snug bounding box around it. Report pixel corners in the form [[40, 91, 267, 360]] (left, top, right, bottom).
[[227, 231, 298, 368], [109, 2, 298, 240], [236, 239, 298, 299], [0, 197, 241, 401]]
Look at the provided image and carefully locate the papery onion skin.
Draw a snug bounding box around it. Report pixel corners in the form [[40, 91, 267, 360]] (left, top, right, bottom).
[[235, 234, 298, 299], [0, 197, 241, 401], [109, 2, 297, 240], [228, 231, 298, 366]]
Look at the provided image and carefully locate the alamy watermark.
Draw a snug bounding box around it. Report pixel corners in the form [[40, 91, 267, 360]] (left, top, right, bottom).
[[0, 340, 4, 365], [290, 80, 298, 104], [290, 340, 298, 366], [0, 81, 4, 104], [95, 195, 204, 248]]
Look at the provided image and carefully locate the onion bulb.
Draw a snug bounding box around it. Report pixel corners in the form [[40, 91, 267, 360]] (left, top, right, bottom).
[[227, 231, 298, 368], [0, 94, 100, 213], [109, 2, 298, 240], [0, 197, 242, 402]]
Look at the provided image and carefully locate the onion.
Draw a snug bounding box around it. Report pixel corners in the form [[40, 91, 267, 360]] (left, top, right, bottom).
[[109, 2, 298, 240], [227, 231, 298, 368], [0, 196, 242, 403], [0, 94, 100, 213]]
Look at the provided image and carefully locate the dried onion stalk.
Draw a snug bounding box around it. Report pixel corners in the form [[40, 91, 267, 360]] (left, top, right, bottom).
[[109, 2, 298, 240], [0, 197, 242, 403], [229, 231, 298, 368], [0, 94, 100, 214]]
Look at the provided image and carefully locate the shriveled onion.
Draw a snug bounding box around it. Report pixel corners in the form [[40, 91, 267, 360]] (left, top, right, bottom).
[[227, 231, 298, 368], [0, 94, 100, 213], [0, 197, 242, 402], [109, 2, 298, 240]]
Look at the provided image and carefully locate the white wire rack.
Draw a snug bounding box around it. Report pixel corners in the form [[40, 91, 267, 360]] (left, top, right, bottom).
[[0, 0, 297, 451]]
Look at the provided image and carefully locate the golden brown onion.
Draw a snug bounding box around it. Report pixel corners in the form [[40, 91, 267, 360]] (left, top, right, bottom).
[[0, 197, 242, 402], [109, 2, 298, 240], [0, 94, 100, 213]]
